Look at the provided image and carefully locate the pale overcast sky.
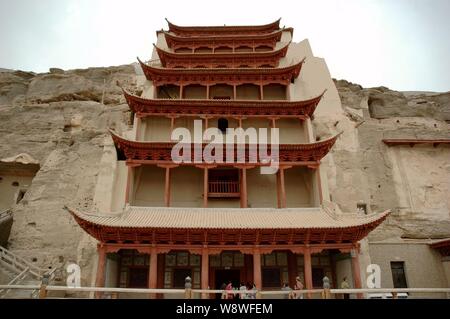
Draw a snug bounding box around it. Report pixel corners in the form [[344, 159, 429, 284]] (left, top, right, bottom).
[[0, 0, 449, 91]]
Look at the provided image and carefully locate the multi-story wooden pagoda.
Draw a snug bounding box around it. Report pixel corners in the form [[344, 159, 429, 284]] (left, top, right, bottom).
[[68, 19, 389, 298]]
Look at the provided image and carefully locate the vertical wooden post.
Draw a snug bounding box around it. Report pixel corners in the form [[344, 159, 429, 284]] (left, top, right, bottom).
[[206, 85, 210, 99], [203, 168, 208, 208], [304, 247, 313, 299], [233, 85, 237, 100], [276, 169, 281, 208], [135, 115, 141, 141], [316, 167, 323, 205], [260, 84, 264, 100], [164, 167, 171, 207], [351, 248, 363, 299], [201, 248, 209, 299], [125, 165, 134, 205], [253, 249, 262, 291], [149, 248, 158, 298], [95, 245, 107, 299], [180, 84, 184, 99], [240, 168, 248, 208], [280, 168, 286, 208], [270, 117, 276, 129], [277, 168, 286, 208]]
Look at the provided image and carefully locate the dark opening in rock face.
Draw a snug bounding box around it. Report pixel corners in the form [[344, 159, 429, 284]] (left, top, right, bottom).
[[367, 96, 385, 118]]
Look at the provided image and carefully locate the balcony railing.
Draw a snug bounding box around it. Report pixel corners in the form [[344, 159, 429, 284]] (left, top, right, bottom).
[[208, 180, 240, 198]]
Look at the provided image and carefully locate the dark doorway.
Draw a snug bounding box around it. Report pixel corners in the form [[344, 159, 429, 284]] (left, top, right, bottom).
[[128, 268, 148, 288], [215, 269, 240, 289], [312, 267, 324, 288], [173, 268, 192, 288], [262, 268, 281, 288], [391, 261, 408, 288]]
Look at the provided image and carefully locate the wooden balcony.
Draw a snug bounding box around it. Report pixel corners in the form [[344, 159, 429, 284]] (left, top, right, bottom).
[[208, 180, 240, 198]]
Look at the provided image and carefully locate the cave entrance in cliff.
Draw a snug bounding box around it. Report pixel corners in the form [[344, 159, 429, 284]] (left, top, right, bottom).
[[0, 154, 40, 211]]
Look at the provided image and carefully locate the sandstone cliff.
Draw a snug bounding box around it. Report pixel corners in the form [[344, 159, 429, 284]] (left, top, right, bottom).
[[0, 65, 449, 284]]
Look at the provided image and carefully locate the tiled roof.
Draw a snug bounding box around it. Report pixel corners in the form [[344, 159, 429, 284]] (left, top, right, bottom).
[[67, 206, 390, 230]]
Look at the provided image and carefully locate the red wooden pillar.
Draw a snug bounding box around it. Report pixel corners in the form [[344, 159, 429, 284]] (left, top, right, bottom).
[[351, 248, 363, 299], [179, 84, 184, 99], [203, 168, 208, 208], [240, 168, 248, 208], [206, 85, 210, 99], [316, 167, 323, 205], [95, 244, 106, 299], [253, 249, 262, 290], [149, 248, 158, 298], [201, 248, 209, 299], [260, 84, 264, 100], [233, 85, 237, 100], [277, 168, 286, 208], [303, 247, 313, 299], [135, 115, 141, 141], [125, 165, 134, 205], [164, 167, 171, 207]]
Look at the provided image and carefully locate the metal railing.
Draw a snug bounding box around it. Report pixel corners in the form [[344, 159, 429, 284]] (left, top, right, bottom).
[[0, 285, 449, 299], [0, 209, 12, 220], [0, 246, 43, 279], [0, 246, 60, 298]]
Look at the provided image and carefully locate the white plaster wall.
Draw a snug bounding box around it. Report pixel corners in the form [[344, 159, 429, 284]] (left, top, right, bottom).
[[133, 166, 165, 207], [110, 161, 127, 212], [105, 254, 119, 287], [369, 242, 447, 298], [93, 137, 117, 212], [442, 259, 450, 288], [143, 117, 172, 142], [171, 166, 203, 207], [247, 168, 277, 208], [335, 257, 354, 288], [285, 167, 313, 207]]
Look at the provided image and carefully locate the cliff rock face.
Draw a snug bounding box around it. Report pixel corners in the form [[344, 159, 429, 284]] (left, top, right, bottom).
[[0, 65, 138, 283], [0, 66, 449, 284], [328, 80, 450, 241]]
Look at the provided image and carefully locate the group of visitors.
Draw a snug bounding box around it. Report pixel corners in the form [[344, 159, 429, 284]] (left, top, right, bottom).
[[220, 276, 351, 299], [220, 282, 257, 299], [281, 276, 305, 299]]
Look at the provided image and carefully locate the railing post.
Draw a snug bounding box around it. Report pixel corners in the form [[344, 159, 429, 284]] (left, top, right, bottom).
[[184, 276, 192, 299], [39, 274, 50, 299]]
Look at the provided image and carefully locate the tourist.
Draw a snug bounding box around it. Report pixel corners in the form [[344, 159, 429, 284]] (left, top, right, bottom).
[[281, 283, 293, 299], [220, 282, 227, 299], [225, 281, 234, 299], [239, 282, 247, 299], [341, 277, 350, 299], [294, 276, 304, 299], [248, 283, 257, 299]]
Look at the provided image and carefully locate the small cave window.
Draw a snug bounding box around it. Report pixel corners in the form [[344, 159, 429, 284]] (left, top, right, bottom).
[[16, 190, 27, 204], [218, 118, 229, 134], [12, 181, 19, 187], [0, 176, 3, 183], [357, 203, 367, 215]]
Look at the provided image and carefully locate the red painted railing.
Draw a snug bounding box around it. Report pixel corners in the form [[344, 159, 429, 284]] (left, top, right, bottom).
[[208, 181, 240, 198]]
